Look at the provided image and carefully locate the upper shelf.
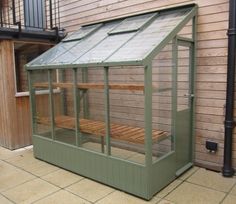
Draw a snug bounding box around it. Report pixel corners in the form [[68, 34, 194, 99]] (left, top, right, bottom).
[[33, 82, 171, 92], [34, 82, 145, 91]]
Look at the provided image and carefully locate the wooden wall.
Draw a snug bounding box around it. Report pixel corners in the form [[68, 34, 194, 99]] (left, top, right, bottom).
[[0, 40, 16, 149], [59, 0, 231, 170], [0, 40, 32, 149]]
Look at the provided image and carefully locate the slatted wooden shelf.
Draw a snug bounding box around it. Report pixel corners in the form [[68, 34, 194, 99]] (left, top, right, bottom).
[[34, 82, 172, 92], [37, 115, 168, 144], [34, 82, 145, 91]]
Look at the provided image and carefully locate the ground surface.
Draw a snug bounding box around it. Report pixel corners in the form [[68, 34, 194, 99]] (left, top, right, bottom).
[[0, 146, 236, 204]]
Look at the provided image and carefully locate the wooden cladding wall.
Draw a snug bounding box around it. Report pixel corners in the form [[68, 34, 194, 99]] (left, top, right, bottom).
[[59, 0, 231, 170], [0, 40, 32, 149], [0, 40, 60, 149], [0, 40, 16, 149]]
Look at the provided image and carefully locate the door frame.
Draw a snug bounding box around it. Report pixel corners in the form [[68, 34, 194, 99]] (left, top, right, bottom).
[[174, 37, 195, 176]]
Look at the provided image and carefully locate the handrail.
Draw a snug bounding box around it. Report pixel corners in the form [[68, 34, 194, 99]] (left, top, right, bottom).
[[0, 0, 61, 31]]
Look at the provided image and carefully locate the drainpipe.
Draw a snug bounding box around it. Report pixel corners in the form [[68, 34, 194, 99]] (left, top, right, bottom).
[[222, 0, 236, 177]]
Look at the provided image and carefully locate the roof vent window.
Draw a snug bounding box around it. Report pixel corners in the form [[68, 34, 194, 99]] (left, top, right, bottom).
[[63, 23, 103, 42], [108, 12, 157, 35]]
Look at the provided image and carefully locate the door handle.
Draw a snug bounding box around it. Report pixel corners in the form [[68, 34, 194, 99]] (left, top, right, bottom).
[[183, 93, 194, 98]]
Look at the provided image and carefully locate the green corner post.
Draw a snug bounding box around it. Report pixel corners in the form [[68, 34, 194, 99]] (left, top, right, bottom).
[[190, 15, 197, 162], [172, 37, 178, 149], [82, 68, 89, 118], [144, 63, 153, 196], [104, 66, 111, 155], [48, 69, 55, 140], [73, 67, 82, 146]]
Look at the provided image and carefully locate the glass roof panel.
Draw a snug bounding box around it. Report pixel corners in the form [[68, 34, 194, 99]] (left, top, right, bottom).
[[75, 32, 135, 64], [28, 41, 79, 66], [26, 5, 195, 69], [105, 9, 191, 63], [108, 12, 157, 35], [62, 23, 103, 42], [50, 21, 119, 65]]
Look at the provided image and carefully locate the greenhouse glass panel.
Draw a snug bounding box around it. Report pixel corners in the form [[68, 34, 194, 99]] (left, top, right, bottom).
[[28, 41, 78, 66], [105, 9, 191, 63], [76, 32, 135, 64], [27, 6, 195, 69], [51, 22, 119, 65]]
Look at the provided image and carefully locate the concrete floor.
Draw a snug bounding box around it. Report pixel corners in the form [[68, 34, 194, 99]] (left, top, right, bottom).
[[0, 146, 236, 204]]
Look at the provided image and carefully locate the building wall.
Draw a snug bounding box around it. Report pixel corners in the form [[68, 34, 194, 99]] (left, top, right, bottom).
[[0, 40, 16, 149], [59, 0, 231, 170]]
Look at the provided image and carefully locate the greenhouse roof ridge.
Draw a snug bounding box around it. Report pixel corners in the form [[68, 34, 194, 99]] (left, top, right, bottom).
[[26, 4, 197, 70]]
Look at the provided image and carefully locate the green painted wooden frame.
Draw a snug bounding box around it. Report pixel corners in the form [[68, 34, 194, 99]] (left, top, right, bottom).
[[27, 4, 197, 200]]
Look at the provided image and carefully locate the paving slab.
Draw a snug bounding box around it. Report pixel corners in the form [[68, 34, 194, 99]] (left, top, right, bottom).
[[187, 168, 236, 192], [166, 182, 225, 204], [67, 178, 114, 203], [34, 190, 90, 204], [2, 178, 59, 204], [42, 169, 84, 188]]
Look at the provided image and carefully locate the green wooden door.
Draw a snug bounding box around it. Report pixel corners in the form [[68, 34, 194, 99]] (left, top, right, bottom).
[[175, 40, 194, 174]]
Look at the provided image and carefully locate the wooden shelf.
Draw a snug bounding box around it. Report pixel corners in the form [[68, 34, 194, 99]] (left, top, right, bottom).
[[37, 115, 169, 144], [34, 82, 145, 91], [34, 82, 172, 92]]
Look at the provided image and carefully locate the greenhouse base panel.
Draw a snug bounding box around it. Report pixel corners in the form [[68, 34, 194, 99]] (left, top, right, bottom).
[[33, 135, 192, 200]]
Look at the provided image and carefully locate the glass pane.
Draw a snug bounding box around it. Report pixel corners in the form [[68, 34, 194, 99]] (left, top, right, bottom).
[[52, 69, 76, 145], [27, 7, 194, 67], [177, 46, 190, 111], [152, 43, 173, 162], [108, 13, 157, 35], [108, 66, 145, 165], [178, 19, 193, 39], [14, 42, 51, 92], [106, 8, 191, 63], [52, 22, 118, 65], [62, 23, 102, 42], [79, 67, 107, 153], [29, 41, 78, 66], [32, 70, 51, 138], [77, 32, 135, 64]]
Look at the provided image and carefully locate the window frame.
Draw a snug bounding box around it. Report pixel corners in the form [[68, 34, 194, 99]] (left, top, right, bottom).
[[13, 41, 59, 97]]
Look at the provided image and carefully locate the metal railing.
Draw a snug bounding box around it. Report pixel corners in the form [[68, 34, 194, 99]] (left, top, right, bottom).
[[0, 0, 61, 31]]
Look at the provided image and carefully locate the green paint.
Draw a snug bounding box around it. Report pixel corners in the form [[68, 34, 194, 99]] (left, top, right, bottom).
[[73, 68, 82, 146], [104, 67, 111, 155], [48, 69, 55, 140]]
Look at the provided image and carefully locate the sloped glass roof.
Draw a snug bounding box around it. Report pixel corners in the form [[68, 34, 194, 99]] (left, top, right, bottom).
[[26, 5, 196, 69]]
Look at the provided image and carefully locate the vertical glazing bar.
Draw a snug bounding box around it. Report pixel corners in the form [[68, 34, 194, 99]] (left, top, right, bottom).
[[28, 71, 36, 135], [48, 69, 55, 140], [171, 37, 178, 149], [144, 64, 152, 198], [104, 66, 111, 155], [58, 69, 66, 115], [144, 64, 152, 167], [190, 16, 197, 162], [73, 68, 81, 146], [82, 68, 89, 118]]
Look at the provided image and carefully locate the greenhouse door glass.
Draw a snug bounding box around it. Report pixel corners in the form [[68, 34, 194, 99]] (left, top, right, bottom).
[[175, 40, 194, 172]]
